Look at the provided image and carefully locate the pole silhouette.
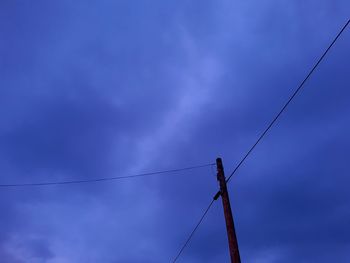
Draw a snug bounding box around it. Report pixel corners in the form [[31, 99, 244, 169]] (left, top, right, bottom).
[[216, 157, 241, 263]]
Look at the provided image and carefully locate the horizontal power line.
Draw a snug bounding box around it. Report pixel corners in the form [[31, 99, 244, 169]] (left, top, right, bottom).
[[172, 18, 350, 262], [0, 163, 214, 188]]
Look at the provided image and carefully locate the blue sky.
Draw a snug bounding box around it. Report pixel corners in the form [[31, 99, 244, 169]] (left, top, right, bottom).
[[0, 1, 349, 262]]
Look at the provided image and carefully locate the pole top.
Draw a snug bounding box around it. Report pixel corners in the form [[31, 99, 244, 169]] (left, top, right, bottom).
[[216, 157, 223, 167], [216, 157, 225, 182]]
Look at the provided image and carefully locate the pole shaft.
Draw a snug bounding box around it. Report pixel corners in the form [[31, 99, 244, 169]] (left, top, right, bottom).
[[216, 158, 241, 263]]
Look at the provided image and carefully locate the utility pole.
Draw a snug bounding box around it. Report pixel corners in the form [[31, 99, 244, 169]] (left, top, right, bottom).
[[216, 157, 241, 263]]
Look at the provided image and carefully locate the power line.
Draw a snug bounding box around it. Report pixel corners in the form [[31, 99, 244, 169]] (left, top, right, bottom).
[[172, 18, 349, 262], [0, 163, 214, 188], [172, 199, 215, 263], [226, 18, 350, 183]]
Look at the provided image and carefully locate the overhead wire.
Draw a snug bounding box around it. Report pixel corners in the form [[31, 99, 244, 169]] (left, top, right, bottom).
[[0, 163, 214, 187], [226, 18, 350, 183], [172, 18, 350, 262], [172, 199, 215, 263]]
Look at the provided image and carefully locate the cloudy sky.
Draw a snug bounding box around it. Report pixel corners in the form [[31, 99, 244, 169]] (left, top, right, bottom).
[[0, 1, 349, 262]]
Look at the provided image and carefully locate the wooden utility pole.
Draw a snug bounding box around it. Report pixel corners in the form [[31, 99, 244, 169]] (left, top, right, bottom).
[[216, 157, 241, 263]]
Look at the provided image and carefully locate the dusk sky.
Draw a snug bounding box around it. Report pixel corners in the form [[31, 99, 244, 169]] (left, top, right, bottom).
[[0, 1, 349, 262]]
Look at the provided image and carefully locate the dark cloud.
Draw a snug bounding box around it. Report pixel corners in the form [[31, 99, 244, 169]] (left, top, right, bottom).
[[0, 95, 123, 176], [0, 0, 349, 262]]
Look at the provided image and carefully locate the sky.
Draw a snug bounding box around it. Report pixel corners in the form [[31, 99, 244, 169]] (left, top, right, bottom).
[[0, 1, 349, 262]]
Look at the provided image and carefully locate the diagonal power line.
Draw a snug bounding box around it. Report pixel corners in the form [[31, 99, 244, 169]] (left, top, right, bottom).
[[226, 18, 350, 183], [172, 18, 350, 262], [172, 199, 215, 263], [0, 163, 214, 187]]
